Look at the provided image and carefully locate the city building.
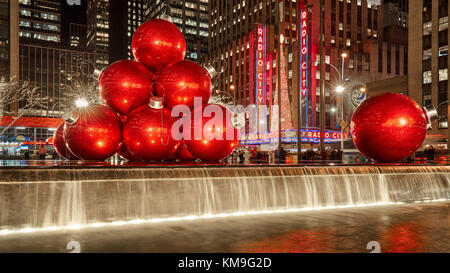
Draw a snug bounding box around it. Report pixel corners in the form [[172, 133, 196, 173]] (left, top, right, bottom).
[[382, 1, 408, 28], [87, 0, 109, 68], [0, 0, 10, 78], [18, 0, 61, 45], [409, 0, 449, 146], [109, 0, 147, 63], [146, 0, 210, 61], [208, 0, 407, 141], [0, 1, 96, 145], [69, 23, 88, 49]]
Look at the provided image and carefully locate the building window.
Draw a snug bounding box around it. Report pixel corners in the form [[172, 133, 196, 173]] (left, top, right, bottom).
[[423, 70, 432, 84]]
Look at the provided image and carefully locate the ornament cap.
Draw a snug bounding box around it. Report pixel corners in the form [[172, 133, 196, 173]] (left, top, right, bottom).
[[149, 97, 164, 109], [423, 105, 438, 123], [206, 65, 218, 79], [160, 13, 173, 22], [92, 68, 103, 80], [62, 110, 79, 125]]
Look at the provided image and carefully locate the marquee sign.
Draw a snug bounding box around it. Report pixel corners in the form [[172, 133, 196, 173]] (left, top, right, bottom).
[[299, 8, 312, 126], [240, 129, 348, 145], [256, 24, 266, 105]]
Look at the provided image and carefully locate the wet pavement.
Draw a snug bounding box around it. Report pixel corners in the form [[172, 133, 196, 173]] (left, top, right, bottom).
[[0, 202, 448, 253]]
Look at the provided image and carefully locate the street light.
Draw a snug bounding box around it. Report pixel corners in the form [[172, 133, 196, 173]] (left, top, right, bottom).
[[336, 85, 345, 94]]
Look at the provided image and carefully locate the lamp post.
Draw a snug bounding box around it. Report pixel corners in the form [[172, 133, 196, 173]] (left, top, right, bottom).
[[336, 85, 345, 150]]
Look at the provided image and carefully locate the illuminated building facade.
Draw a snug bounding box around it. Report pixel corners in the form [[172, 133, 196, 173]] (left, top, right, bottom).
[[109, 0, 147, 62], [208, 0, 408, 136], [18, 0, 61, 44], [0, 0, 10, 78], [146, 0, 210, 61], [87, 0, 109, 68], [409, 0, 449, 145], [70, 23, 87, 49]]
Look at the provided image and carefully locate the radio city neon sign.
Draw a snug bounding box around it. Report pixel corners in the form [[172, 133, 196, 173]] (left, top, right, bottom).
[[256, 25, 266, 105], [300, 10, 308, 97]]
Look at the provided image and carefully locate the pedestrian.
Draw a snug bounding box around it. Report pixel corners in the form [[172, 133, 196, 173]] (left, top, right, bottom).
[[38, 145, 47, 160], [24, 150, 30, 160], [52, 150, 59, 160], [426, 146, 435, 162]]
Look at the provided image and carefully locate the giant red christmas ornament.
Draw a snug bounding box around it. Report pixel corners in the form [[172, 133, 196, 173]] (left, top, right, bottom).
[[156, 60, 212, 110], [351, 93, 433, 162], [172, 140, 196, 162], [63, 105, 123, 161], [99, 60, 155, 116], [123, 98, 179, 161], [185, 104, 239, 162], [132, 19, 186, 73], [53, 123, 79, 160]]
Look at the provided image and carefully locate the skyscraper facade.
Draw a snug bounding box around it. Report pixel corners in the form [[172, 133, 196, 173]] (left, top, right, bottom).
[[146, 0, 210, 61], [87, 0, 109, 68], [18, 0, 61, 44], [0, 0, 10, 78], [409, 0, 449, 144], [208, 0, 407, 132], [109, 0, 147, 63]]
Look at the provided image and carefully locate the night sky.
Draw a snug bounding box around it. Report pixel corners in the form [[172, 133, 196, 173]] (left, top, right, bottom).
[[60, 0, 87, 46]]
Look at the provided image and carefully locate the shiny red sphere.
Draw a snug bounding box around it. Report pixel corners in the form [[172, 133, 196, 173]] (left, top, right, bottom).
[[99, 60, 155, 116], [64, 105, 123, 161], [156, 60, 212, 110], [124, 105, 179, 161], [53, 123, 79, 160], [351, 93, 428, 162], [185, 104, 239, 162], [118, 144, 143, 162], [172, 140, 196, 162], [132, 19, 186, 73]]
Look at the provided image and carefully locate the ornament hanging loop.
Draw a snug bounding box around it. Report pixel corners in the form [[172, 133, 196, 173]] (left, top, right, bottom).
[[62, 109, 79, 125], [160, 4, 173, 22], [423, 105, 438, 124], [149, 82, 168, 145]]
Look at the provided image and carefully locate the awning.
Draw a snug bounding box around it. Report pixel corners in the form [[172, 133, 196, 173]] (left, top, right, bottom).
[[0, 116, 63, 129]]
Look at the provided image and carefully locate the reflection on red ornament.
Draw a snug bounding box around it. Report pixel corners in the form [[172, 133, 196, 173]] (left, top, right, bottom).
[[351, 93, 428, 162], [53, 123, 79, 160], [64, 105, 123, 161], [185, 104, 239, 162], [123, 100, 179, 161], [132, 19, 186, 73], [99, 60, 155, 116], [156, 60, 212, 110]]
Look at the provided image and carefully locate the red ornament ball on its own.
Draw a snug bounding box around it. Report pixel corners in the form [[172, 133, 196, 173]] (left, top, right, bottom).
[[53, 123, 79, 160], [123, 103, 179, 161], [99, 60, 155, 116], [351, 93, 428, 162], [156, 60, 212, 110], [64, 105, 123, 161], [185, 104, 239, 162], [132, 19, 186, 73], [118, 144, 143, 162]]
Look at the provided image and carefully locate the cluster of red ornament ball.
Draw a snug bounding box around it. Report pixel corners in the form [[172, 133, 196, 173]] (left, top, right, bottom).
[[53, 19, 239, 162]]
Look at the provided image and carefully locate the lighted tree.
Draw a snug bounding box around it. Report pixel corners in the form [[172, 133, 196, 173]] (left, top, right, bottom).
[[0, 77, 47, 137]]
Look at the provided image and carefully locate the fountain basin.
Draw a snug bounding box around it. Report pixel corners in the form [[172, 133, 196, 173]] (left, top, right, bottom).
[[0, 165, 449, 230]]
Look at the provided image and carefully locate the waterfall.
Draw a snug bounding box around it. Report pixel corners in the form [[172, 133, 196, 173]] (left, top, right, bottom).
[[0, 166, 448, 230]]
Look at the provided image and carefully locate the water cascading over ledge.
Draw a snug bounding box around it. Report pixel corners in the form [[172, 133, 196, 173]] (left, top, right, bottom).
[[0, 166, 448, 230]]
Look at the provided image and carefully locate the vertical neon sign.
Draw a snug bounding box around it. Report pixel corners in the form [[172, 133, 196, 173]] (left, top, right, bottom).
[[300, 8, 311, 127], [256, 24, 266, 106]]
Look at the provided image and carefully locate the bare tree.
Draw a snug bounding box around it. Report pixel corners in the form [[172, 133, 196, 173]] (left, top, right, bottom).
[[0, 78, 48, 137]]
